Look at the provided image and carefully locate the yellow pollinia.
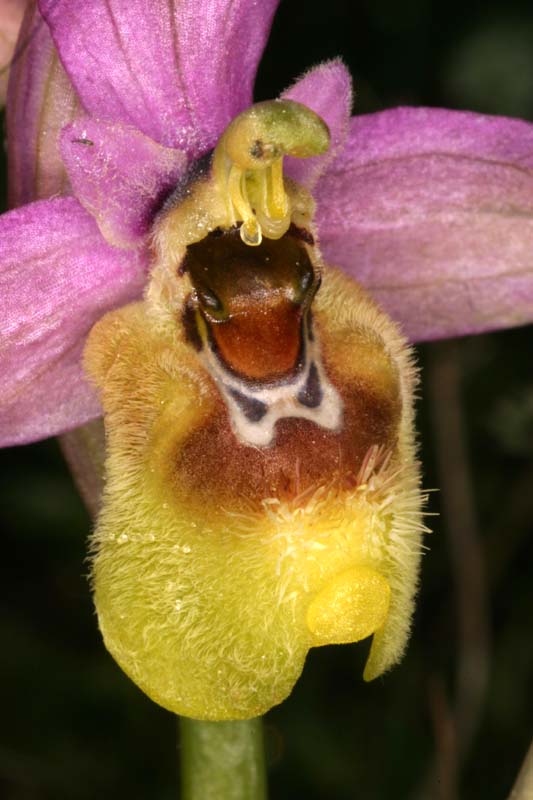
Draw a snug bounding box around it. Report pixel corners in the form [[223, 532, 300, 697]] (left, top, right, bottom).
[[85, 101, 427, 721]]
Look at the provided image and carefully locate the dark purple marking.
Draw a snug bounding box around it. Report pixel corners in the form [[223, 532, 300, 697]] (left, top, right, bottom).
[[297, 362, 322, 409], [229, 389, 268, 422], [181, 296, 203, 352]]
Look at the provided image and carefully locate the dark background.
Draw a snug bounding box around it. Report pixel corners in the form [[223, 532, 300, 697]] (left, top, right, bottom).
[[1, 1, 532, 798]]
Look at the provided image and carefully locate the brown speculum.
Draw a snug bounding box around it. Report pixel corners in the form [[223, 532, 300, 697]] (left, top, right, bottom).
[[183, 225, 319, 383], [173, 225, 402, 503]]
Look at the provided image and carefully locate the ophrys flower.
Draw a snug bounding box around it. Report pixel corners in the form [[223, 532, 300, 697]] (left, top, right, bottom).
[[85, 100, 423, 718], [1, 0, 533, 720]]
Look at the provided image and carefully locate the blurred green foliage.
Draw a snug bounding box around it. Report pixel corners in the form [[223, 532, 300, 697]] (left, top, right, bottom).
[[1, 0, 532, 798]]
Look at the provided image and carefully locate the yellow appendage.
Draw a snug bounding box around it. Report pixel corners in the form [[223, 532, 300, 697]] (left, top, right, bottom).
[[307, 567, 390, 645]]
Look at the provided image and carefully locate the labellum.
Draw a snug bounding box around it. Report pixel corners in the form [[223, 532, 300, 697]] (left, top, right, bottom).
[[85, 100, 426, 720]]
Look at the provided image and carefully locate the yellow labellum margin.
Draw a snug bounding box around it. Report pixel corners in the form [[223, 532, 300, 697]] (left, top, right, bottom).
[[85, 101, 426, 721]]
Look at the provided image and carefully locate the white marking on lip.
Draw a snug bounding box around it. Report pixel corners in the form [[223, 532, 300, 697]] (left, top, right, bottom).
[[199, 318, 343, 447]]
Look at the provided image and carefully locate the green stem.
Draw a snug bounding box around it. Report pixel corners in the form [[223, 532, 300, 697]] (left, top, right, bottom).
[[179, 717, 267, 800]]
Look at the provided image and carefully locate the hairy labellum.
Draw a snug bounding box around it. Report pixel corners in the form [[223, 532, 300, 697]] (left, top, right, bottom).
[[85, 102, 426, 720]]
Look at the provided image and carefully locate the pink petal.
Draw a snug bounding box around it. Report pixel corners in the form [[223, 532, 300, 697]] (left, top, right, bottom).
[[283, 59, 353, 189], [38, 0, 280, 157], [6, 4, 80, 206], [0, 0, 27, 106], [61, 117, 188, 249], [316, 107, 533, 341], [0, 197, 148, 446]]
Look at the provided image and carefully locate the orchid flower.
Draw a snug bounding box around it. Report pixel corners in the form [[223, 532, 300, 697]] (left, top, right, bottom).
[[1, 0, 533, 723]]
